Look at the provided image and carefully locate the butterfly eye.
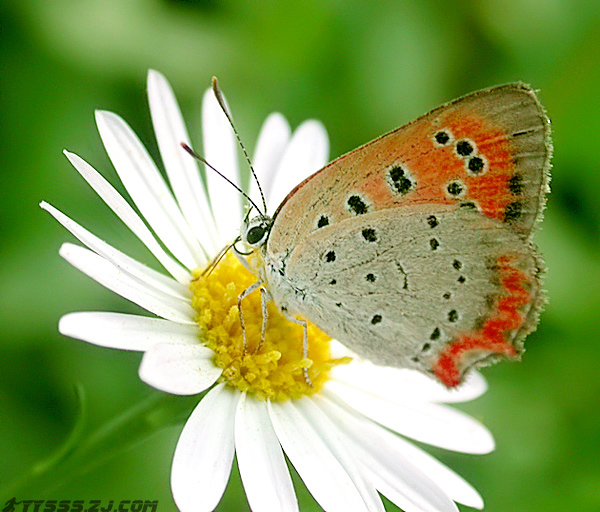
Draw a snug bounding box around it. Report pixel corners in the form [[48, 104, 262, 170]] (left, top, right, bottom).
[[246, 225, 267, 245], [243, 216, 273, 247]]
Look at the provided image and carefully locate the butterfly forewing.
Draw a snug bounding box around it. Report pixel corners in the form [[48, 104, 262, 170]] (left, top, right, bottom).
[[269, 83, 550, 255]]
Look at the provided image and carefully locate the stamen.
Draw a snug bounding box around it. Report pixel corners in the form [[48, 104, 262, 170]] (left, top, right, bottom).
[[190, 251, 350, 401]]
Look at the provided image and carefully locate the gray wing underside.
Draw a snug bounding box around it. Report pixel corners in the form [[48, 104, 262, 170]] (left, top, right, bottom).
[[275, 205, 539, 372]]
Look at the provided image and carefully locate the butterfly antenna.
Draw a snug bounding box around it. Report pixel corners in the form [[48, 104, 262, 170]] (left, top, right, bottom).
[[212, 76, 268, 214], [181, 143, 265, 216]]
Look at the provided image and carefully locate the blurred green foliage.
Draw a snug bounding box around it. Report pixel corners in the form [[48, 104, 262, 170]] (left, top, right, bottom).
[[1, 0, 599, 510]]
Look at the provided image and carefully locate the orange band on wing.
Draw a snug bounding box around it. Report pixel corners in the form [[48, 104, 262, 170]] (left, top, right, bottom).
[[433, 255, 531, 387]]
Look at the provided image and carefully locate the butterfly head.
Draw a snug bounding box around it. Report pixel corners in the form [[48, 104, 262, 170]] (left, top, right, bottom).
[[242, 214, 273, 249]]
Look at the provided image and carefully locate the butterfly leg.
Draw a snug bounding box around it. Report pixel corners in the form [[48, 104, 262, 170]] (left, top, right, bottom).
[[252, 287, 269, 355], [238, 280, 264, 355], [282, 309, 313, 387]]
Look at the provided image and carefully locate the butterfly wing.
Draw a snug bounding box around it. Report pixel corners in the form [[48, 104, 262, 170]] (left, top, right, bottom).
[[268, 83, 550, 257], [266, 205, 542, 386], [264, 83, 550, 386]]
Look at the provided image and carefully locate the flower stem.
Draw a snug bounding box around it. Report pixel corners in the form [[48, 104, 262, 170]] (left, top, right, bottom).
[[2, 389, 200, 499]]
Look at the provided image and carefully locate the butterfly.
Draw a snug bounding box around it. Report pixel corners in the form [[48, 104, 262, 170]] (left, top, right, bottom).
[[236, 83, 551, 388]]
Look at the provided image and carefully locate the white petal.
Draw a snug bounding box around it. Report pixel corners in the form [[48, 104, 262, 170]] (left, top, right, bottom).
[[202, 88, 241, 240], [235, 394, 298, 512], [250, 113, 291, 211], [59, 243, 195, 324], [139, 343, 221, 395], [327, 380, 495, 454], [331, 361, 488, 404], [147, 70, 221, 254], [172, 384, 238, 511], [63, 151, 190, 283], [320, 392, 484, 510], [452, 370, 488, 402], [317, 393, 459, 512], [295, 398, 385, 512], [41, 201, 190, 301], [267, 120, 329, 212], [267, 399, 369, 512], [96, 110, 207, 269], [59, 312, 200, 351]]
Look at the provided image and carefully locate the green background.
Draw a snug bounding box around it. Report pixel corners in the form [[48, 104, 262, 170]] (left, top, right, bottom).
[[2, 1, 599, 511]]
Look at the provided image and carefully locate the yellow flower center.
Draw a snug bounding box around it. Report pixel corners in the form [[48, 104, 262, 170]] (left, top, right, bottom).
[[189, 251, 349, 401]]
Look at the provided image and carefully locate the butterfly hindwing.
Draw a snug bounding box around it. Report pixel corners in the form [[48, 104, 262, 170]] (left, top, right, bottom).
[[267, 205, 542, 385]]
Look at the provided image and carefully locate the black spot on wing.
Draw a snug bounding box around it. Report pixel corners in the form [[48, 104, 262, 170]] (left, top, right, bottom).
[[434, 131, 451, 145], [447, 180, 465, 197], [388, 166, 413, 195], [508, 175, 523, 195], [317, 215, 330, 228], [347, 195, 369, 215], [504, 201, 522, 222], [468, 156, 485, 174], [456, 140, 474, 157], [512, 128, 537, 137], [459, 201, 478, 210], [362, 228, 377, 242]]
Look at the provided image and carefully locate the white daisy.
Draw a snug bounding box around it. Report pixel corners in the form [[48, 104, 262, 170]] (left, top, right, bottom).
[[43, 70, 495, 512]]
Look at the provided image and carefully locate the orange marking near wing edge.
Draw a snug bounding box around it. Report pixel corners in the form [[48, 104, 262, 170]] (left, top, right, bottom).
[[433, 255, 532, 387]]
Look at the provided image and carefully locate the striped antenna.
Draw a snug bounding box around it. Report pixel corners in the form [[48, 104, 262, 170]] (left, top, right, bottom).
[[181, 143, 265, 217], [211, 77, 268, 214]]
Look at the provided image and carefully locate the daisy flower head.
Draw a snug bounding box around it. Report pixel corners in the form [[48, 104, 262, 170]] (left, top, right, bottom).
[[44, 70, 495, 512]]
